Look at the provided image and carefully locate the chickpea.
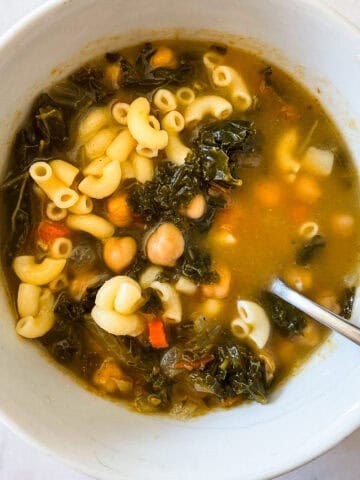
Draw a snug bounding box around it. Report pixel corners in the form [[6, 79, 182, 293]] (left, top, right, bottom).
[[185, 194, 206, 219], [106, 192, 133, 227], [284, 266, 312, 292], [103, 237, 137, 273], [93, 358, 124, 394], [331, 213, 354, 237], [294, 175, 321, 204], [146, 223, 185, 267], [201, 264, 231, 299], [150, 47, 177, 69]]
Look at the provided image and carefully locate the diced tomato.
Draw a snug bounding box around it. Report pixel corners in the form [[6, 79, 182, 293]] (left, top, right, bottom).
[[148, 319, 168, 349], [37, 221, 71, 244]]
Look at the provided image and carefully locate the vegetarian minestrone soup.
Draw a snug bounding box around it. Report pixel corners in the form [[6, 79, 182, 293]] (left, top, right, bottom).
[[2, 41, 359, 417]]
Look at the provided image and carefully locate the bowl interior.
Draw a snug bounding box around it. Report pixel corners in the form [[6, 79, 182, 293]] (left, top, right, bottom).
[[0, 1, 360, 479]]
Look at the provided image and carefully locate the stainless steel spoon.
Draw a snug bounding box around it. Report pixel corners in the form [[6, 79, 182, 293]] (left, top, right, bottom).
[[269, 278, 360, 346]]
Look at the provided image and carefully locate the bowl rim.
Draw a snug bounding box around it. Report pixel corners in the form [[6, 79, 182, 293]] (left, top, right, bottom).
[[0, 0, 359, 479]]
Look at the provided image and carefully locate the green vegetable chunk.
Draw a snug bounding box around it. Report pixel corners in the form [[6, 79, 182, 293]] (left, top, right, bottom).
[[261, 292, 307, 337], [296, 234, 326, 265]]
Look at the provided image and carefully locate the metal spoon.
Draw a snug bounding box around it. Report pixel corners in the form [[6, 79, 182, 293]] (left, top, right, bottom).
[[269, 278, 360, 346]]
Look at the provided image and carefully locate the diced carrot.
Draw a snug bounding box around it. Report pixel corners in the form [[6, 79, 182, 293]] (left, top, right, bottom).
[[148, 319, 168, 349], [38, 221, 71, 244]]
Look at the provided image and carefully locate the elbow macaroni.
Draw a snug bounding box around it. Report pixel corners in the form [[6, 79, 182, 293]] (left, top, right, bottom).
[[85, 127, 118, 159], [298, 221, 319, 239], [30, 162, 79, 209], [13, 256, 66, 285], [106, 128, 137, 163], [77, 107, 110, 142], [184, 95, 233, 126], [111, 102, 130, 125], [46, 202, 67, 221], [150, 281, 182, 324], [212, 65, 252, 111], [175, 87, 195, 106], [203, 51, 224, 70], [49, 160, 79, 187], [275, 129, 301, 181], [68, 194, 93, 214], [153, 89, 177, 113], [91, 276, 145, 336], [66, 214, 115, 239], [129, 152, 154, 183], [162, 111, 191, 165], [127, 97, 168, 150], [16, 288, 55, 339], [79, 160, 122, 199], [231, 300, 271, 349], [17, 283, 41, 318], [49, 237, 73, 259]]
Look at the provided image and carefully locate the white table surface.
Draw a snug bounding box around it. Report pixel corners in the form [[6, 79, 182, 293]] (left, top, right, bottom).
[[0, 1, 360, 479]]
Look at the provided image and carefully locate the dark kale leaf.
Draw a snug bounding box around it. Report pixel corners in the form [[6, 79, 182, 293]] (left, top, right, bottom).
[[192, 119, 256, 186], [116, 43, 198, 92], [41, 316, 83, 363], [187, 329, 268, 403], [340, 287, 355, 319], [141, 288, 163, 314], [3, 174, 32, 263], [296, 235, 326, 265], [55, 287, 100, 322], [261, 291, 307, 337], [178, 243, 219, 284]]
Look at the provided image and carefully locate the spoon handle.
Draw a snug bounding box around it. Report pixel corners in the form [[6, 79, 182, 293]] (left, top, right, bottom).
[[270, 278, 360, 346]]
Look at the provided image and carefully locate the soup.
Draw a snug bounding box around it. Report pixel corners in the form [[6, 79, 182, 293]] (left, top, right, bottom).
[[2, 41, 359, 417]]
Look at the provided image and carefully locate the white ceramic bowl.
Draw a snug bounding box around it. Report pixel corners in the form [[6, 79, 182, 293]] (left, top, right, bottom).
[[0, 1, 359, 479]]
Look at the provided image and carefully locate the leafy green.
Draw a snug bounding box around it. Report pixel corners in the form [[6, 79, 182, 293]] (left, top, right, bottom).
[[340, 287, 355, 319], [140, 288, 163, 314], [192, 119, 256, 186], [261, 292, 307, 337], [296, 234, 326, 265], [115, 43, 199, 92]]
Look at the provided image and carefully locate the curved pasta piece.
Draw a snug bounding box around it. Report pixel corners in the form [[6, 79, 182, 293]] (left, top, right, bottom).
[[127, 97, 168, 150], [212, 66, 252, 111], [151, 281, 182, 324], [49, 237, 73, 259], [139, 265, 163, 289], [91, 306, 144, 336], [153, 88, 177, 113], [275, 129, 301, 179], [176, 87, 195, 106], [79, 160, 122, 199], [162, 111, 191, 165], [66, 213, 115, 240], [184, 95, 233, 126], [111, 102, 130, 126], [68, 195, 93, 215], [67, 214, 114, 239], [17, 283, 41, 318], [49, 160, 79, 187], [95, 276, 143, 315], [13, 256, 66, 286], [77, 107, 110, 142], [16, 288, 55, 339], [85, 127, 118, 159], [30, 162, 79, 209], [106, 128, 137, 163], [175, 276, 197, 295], [130, 152, 154, 183], [202, 51, 224, 70], [46, 202, 67, 221], [231, 300, 271, 349]]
